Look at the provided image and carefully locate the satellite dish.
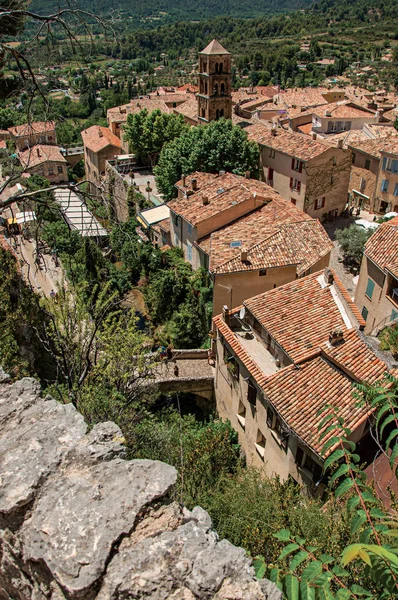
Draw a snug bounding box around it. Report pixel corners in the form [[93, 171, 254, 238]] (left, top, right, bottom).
[[239, 307, 245, 320]]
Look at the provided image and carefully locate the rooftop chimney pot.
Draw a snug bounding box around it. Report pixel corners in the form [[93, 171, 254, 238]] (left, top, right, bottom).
[[324, 267, 334, 285], [240, 247, 248, 262], [192, 178, 197, 191], [202, 195, 209, 206]]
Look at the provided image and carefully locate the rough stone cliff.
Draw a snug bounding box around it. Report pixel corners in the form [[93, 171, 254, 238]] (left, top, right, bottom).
[[0, 369, 281, 600]]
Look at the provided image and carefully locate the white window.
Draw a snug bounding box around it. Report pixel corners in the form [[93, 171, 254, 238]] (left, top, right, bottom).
[[269, 149, 276, 159], [57, 166, 63, 174], [48, 166, 54, 175], [329, 121, 337, 132], [293, 158, 301, 171], [315, 196, 325, 210]]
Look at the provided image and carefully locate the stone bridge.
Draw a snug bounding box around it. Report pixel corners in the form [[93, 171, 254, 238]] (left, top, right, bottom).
[[153, 349, 214, 401]]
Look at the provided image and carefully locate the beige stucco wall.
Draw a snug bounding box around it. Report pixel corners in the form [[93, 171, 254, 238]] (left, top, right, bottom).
[[84, 145, 122, 195], [374, 157, 398, 213], [213, 336, 323, 491], [28, 160, 68, 183], [355, 255, 398, 333], [213, 266, 297, 317], [312, 115, 376, 134], [352, 150, 379, 174], [259, 147, 306, 208]]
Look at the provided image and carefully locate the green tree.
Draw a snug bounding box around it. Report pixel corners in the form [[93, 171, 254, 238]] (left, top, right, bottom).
[[154, 119, 259, 200], [335, 225, 374, 268], [123, 108, 189, 167]]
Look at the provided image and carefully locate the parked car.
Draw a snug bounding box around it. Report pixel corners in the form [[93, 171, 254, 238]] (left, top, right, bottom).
[[355, 219, 379, 231]]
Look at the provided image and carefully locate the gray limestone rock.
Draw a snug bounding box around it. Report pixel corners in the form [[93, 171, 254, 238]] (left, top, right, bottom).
[[0, 373, 278, 599], [0, 383, 87, 520], [21, 457, 177, 597], [0, 367, 10, 384]]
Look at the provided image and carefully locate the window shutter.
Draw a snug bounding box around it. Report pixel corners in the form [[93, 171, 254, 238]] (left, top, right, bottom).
[[321, 196, 325, 208], [365, 278, 375, 299], [291, 157, 295, 170], [297, 181, 301, 193], [290, 177, 293, 188], [299, 161, 303, 173], [382, 157, 387, 171]]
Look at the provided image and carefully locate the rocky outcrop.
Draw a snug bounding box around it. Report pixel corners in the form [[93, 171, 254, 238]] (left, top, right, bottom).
[[0, 374, 281, 600]]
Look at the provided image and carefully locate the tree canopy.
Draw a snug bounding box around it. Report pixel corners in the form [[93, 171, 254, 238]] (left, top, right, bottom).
[[154, 119, 260, 200], [123, 108, 189, 167]]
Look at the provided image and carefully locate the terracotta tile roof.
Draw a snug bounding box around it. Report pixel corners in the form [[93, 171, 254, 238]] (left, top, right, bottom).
[[297, 123, 313, 135], [244, 270, 363, 363], [173, 97, 198, 121], [157, 217, 170, 233], [175, 171, 218, 195], [349, 167, 376, 199], [18, 145, 67, 169], [274, 88, 329, 109], [0, 140, 6, 150], [177, 84, 198, 93], [81, 126, 122, 153], [313, 101, 375, 119], [197, 201, 331, 276], [8, 121, 56, 137], [261, 352, 372, 455], [169, 173, 280, 226], [213, 271, 387, 457], [107, 98, 171, 124], [245, 121, 331, 161], [365, 218, 398, 278], [348, 135, 398, 159]]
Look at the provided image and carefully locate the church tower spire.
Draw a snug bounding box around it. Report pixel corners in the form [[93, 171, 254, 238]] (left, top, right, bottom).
[[197, 39, 232, 123]]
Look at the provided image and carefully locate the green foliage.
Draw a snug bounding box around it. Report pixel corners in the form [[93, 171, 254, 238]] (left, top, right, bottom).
[[379, 325, 398, 359], [255, 383, 398, 599], [154, 119, 259, 200], [335, 225, 374, 268], [123, 108, 188, 167]]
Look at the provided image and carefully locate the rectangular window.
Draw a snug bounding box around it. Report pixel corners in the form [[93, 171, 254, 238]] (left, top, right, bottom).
[[392, 160, 398, 174], [291, 198, 296, 205], [247, 380, 257, 405], [259, 269, 267, 277], [296, 446, 304, 468], [292, 158, 302, 172], [48, 167, 54, 175], [381, 179, 389, 192], [255, 430, 267, 459], [365, 278, 375, 300], [236, 401, 246, 428], [352, 153, 356, 164], [382, 157, 387, 171], [303, 456, 323, 482], [391, 309, 398, 323], [394, 183, 398, 197], [57, 166, 63, 174], [315, 196, 326, 210], [266, 406, 275, 429], [361, 306, 369, 321], [187, 241, 193, 262], [274, 419, 289, 451], [187, 223, 193, 234], [365, 159, 370, 170], [173, 214, 180, 226], [269, 149, 275, 159]]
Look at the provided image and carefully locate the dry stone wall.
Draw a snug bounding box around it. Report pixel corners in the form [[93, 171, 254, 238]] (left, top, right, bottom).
[[0, 371, 281, 600]]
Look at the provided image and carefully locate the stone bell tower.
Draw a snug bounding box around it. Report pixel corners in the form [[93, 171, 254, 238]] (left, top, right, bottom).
[[197, 39, 232, 123]]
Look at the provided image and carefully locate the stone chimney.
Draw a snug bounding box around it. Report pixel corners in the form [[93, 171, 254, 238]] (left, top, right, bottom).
[[222, 304, 230, 325], [219, 169, 225, 176], [36, 148, 41, 157], [182, 174, 186, 187], [202, 195, 209, 206], [337, 139, 343, 149], [192, 178, 197, 191], [329, 328, 344, 346], [98, 128, 103, 138], [271, 128, 277, 137], [312, 132, 317, 140], [240, 247, 248, 262], [324, 267, 334, 285]]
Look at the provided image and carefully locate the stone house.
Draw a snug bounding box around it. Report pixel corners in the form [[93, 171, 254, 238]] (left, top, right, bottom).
[[213, 268, 391, 494], [311, 101, 377, 136], [18, 145, 68, 183], [354, 216, 398, 334], [168, 172, 332, 315], [246, 121, 351, 219], [8, 121, 57, 151], [81, 126, 122, 195], [348, 136, 398, 213]]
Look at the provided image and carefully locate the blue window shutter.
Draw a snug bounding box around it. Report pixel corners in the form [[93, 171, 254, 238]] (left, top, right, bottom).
[[361, 306, 368, 321], [391, 309, 398, 322], [187, 241, 192, 262], [382, 157, 387, 171], [394, 183, 398, 197], [365, 278, 375, 299]]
